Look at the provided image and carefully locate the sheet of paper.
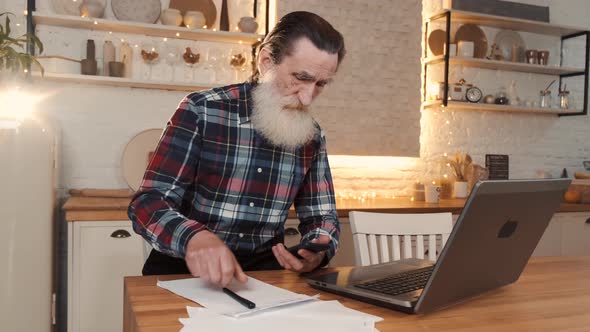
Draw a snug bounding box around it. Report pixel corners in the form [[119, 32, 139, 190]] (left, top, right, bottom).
[[179, 303, 382, 332], [157, 276, 315, 317]]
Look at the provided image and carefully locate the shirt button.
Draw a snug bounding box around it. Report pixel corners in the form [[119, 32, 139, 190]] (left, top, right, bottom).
[[249, 202, 254, 207], [257, 168, 262, 173], [239, 233, 244, 238]]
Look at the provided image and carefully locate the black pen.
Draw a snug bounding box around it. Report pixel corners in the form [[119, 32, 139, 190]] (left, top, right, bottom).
[[222, 287, 256, 309]]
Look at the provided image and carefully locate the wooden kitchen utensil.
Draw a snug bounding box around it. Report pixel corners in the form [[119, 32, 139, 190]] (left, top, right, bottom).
[[169, 0, 217, 28]]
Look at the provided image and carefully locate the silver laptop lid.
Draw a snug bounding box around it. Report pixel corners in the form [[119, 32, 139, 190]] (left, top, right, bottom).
[[415, 179, 570, 313]]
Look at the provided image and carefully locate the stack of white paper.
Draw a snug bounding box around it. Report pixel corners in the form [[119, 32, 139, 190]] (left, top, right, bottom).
[[158, 276, 382, 331], [157, 277, 316, 317], [179, 301, 383, 332]]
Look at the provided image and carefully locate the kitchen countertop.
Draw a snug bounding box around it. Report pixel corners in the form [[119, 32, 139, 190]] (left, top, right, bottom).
[[63, 195, 590, 221]]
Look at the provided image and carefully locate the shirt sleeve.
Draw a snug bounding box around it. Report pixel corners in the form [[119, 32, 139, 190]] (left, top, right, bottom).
[[293, 130, 341, 265], [128, 95, 207, 258]]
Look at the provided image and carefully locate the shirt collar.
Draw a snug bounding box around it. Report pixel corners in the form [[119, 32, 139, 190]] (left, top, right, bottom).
[[239, 81, 255, 124]]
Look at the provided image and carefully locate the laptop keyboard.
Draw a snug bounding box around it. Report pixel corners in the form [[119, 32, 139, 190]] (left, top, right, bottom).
[[354, 265, 434, 296]]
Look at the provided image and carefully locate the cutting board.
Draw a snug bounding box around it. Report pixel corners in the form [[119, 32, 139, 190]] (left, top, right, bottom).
[[169, 0, 217, 28]]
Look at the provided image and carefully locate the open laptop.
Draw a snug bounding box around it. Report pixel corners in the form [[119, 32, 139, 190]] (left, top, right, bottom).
[[305, 179, 571, 314]]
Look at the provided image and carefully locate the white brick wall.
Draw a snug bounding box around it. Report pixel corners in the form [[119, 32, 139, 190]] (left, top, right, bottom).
[[277, 0, 422, 157], [1, 0, 589, 198]]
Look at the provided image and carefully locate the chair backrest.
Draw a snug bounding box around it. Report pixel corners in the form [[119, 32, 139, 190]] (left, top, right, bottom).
[[349, 211, 453, 266]]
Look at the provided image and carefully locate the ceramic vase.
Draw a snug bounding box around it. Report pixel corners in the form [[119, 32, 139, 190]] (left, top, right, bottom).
[[238, 17, 258, 33], [183, 11, 206, 29], [161, 8, 183, 26], [79, 0, 105, 18], [120, 42, 133, 78], [453, 181, 468, 198], [103, 40, 115, 76]]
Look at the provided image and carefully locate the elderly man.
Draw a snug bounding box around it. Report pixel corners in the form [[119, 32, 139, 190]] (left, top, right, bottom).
[[128, 11, 346, 287]]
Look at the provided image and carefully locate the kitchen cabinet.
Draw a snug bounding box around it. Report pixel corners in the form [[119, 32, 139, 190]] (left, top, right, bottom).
[[68, 220, 144, 332], [559, 212, 590, 255], [422, 9, 589, 116], [533, 212, 590, 256]]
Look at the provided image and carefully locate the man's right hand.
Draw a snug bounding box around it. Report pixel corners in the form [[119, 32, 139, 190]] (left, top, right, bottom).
[[185, 230, 248, 287]]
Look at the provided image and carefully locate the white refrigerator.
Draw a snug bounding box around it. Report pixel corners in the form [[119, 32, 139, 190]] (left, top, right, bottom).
[[0, 115, 59, 331]]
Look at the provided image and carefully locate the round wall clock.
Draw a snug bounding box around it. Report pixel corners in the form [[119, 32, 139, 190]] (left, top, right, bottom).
[[466, 86, 483, 103]]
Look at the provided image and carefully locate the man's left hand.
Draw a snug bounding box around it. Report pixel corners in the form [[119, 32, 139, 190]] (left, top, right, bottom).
[[271, 235, 331, 273]]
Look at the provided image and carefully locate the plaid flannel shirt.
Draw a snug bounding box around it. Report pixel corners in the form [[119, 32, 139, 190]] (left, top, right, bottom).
[[128, 82, 340, 262]]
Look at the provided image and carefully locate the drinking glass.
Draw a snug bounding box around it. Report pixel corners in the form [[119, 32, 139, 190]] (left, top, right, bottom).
[[182, 45, 201, 82], [229, 47, 249, 82], [164, 44, 180, 82], [140, 42, 160, 80]]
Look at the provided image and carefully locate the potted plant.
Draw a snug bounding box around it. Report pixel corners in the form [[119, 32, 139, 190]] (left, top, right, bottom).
[[448, 152, 472, 198], [0, 12, 44, 80]]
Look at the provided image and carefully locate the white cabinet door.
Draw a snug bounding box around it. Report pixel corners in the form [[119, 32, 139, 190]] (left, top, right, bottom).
[[560, 213, 590, 256], [69, 221, 144, 332], [532, 215, 562, 257]]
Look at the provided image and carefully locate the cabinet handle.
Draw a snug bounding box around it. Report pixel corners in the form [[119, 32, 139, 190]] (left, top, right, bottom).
[[110, 229, 131, 238], [285, 227, 299, 236]]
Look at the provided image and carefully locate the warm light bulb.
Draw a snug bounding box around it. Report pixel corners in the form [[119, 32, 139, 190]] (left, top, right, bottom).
[[176, 32, 180, 37], [93, 20, 98, 25], [0, 89, 41, 121], [203, 25, 208, 29], [163, 38, 168, 42]]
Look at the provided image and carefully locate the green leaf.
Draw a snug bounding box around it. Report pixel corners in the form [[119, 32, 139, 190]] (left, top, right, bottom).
[[0, 12, 45, 73], [31, 56, 44, 76], [5, 14, 10, 36]]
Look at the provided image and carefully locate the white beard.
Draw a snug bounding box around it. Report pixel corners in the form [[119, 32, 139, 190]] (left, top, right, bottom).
[[251, 71, 318, 150]]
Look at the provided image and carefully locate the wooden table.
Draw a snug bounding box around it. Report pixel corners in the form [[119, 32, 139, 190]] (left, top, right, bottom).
[[124, 256, 590, 331]]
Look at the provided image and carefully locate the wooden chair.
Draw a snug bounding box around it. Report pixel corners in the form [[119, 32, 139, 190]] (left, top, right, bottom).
[[349, 211, 453, 266]]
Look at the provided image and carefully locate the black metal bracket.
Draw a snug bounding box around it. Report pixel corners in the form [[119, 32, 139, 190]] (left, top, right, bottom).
[[559, 31, 589, 117], [26, 0, 36, 56]]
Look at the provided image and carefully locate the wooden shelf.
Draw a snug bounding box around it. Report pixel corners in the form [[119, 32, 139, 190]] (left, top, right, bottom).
[[428, 10, 586, 36], [32, 72, 216, 92], [33, 13, 264, 45], [424, 56, 585, 76], [422, 100, 581, 115]]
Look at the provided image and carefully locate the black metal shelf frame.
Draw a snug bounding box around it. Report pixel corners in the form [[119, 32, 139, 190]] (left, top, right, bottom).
[[558, 31, 590, 117], [423, 10, 590, 117]]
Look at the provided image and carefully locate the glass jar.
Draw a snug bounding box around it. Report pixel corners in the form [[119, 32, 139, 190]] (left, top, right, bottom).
[[437, 157, 454, 199], [558, 90, 570, 109], [539, 89, 551, 108]]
